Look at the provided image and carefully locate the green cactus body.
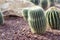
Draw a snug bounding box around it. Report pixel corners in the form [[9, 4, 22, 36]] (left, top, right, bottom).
[[22, 8, 29, 20], [28, 6, 47, 34], [40, 0, 48, 10], [0, 12, 4, 24], [46, 7, 60, 30], [30, 0, 40, 5]]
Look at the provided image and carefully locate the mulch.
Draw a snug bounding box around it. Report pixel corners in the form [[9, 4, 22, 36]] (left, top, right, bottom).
[[0, 16, 60, 40]]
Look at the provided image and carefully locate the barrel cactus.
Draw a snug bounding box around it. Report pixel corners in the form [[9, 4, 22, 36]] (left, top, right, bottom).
[[46, 7, 60, 30], [0, 12, 4, 24], [30, 0, 40, 5], [28, 6, 47, 34], [40, 0, 49, 10], [22, 8, 29, 20]]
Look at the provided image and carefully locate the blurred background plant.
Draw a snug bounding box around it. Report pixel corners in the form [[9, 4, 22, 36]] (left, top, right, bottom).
[[0, 0, 60, 17], [0, 0, 35, 17]]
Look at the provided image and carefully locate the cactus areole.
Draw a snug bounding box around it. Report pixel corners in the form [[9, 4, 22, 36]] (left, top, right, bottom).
[[46, 7, 60, 30], [28, 6, 47, 34]]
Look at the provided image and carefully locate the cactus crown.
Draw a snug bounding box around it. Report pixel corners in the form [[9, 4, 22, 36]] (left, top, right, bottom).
[[28, 6, 44, 19], [46, 7, 57, 12], [49, 7, 57, 10], [29, 6, 44, 11]]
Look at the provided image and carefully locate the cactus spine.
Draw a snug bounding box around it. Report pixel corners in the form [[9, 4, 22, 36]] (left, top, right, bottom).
[[22, 8, 29, 20], [30, 0, 40, 5], [46, 7, 60, 30], [0, 12, 4, 24], [40, 0, 48, 10], [28, 6, 47, 34]]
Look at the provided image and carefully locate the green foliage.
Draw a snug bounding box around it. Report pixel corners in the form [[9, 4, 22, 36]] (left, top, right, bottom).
[[30, 0, 40, 5], [28, 6, 47, 34], [46, 7, 60, 30]]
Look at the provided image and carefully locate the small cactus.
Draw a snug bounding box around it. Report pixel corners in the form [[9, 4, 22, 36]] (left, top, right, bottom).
[[0, 12, 4, 24], [22, 8, 29, 20], [46, 7, 60, 30], [28, 6, 47, 34], [40, 0, 49, 10], [30, 0, 40, 5]]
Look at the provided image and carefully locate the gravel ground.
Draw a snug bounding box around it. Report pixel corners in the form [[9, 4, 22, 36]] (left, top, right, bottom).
[[0, 17, 60, 40]]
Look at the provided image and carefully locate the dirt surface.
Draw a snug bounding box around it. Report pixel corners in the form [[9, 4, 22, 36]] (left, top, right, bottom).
[[0, 17, 60, 40]]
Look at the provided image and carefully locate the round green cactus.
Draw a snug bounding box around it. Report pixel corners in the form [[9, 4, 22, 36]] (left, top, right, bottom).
[[46, 7, 60, 30], [0, 12, 4, 24], [30, 0, 40, 5], [28, 6, 47, 34], [40, 0, 49, 10], [22, 8, 29, 20]]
